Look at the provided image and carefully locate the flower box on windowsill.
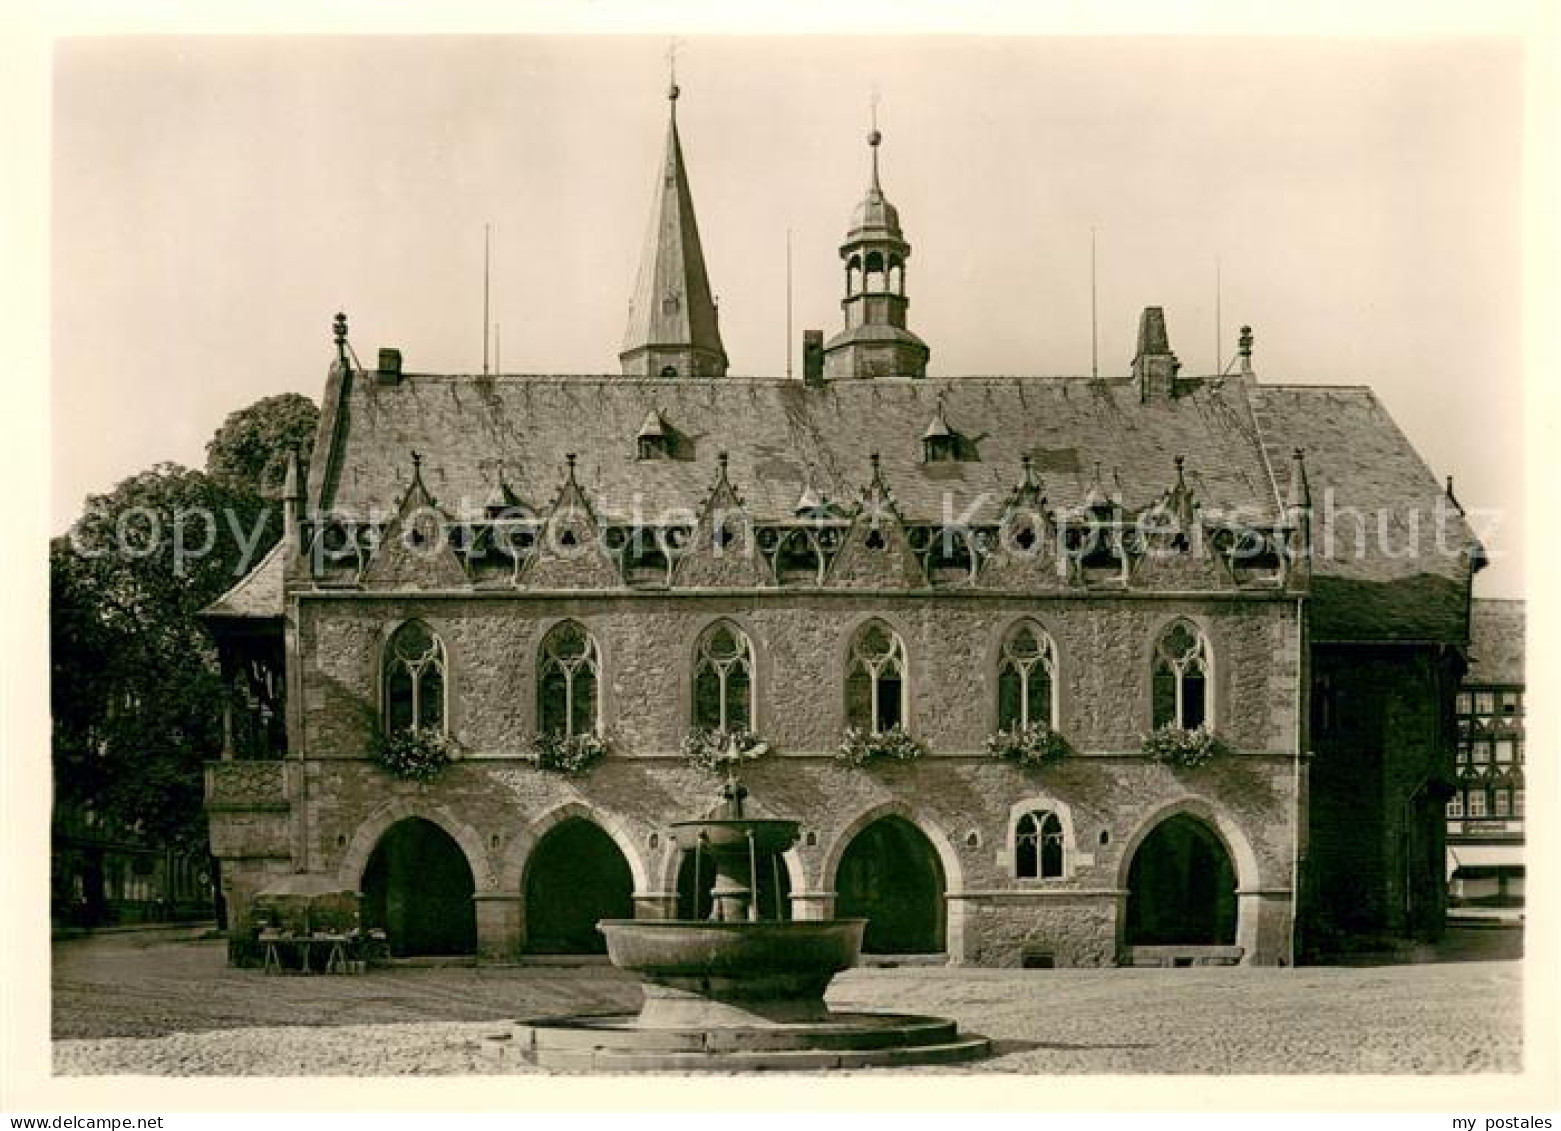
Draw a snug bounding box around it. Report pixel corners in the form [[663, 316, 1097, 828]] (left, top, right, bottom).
[[528, 731, 609, 776], [1140, 724, 1226, 768], [836, 725, 926, 769], [985, 722, 1069, 769], [373, 726, 454, 782]]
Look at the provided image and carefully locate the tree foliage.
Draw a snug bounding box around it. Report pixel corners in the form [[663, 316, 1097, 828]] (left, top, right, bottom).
[[204, 392, 319, 497], [53, 395, 317, 854]]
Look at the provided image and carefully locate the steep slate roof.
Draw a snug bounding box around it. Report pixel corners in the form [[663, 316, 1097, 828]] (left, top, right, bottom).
[[200, 541, 285, 620], [1250, 384, 1476, 644], [1465, 598, 1524, 684], [308, 372, 1285, 529]]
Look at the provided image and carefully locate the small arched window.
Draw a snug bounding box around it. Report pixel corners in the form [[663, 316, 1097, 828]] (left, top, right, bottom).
[[693, 620, 755, 733], [998, 622, 1057, 730], [1016, 810, 1064, 879], [538, 620, 601, 739], [1152, 620, 1211, 730], [845, 620, 907, 733], [384, 620, 446, 734]]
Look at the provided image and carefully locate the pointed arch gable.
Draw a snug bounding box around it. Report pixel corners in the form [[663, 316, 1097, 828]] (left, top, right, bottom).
[[359, 478, 467, 590], [829, 509, 922, 589], [498, 800, 650, 895], [337, 799, 493, 892]]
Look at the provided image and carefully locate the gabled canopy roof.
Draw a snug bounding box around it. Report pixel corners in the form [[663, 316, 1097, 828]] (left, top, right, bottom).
[[200, 541, 285, 621]]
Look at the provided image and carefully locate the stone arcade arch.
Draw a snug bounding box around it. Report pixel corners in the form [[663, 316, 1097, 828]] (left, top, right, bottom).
[[358, 817, 478, 957], [828, 811, 953, 956], [1121, 811, 1239, 950], [521, 816, 636, 955]]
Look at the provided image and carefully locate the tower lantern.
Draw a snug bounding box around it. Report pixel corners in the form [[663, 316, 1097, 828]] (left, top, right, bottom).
[[821, 123, 930, 381]]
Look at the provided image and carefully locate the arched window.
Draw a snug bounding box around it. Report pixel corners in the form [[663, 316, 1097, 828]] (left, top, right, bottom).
[[384, 620, 446, 734], [864, 250, 886, 291], [1152, 620, 1211, 730], [538, 621, 601, 739], [692, 620, 755, 732], [845, 620, 907, 733], [998, 622, 1057, 730], [1015, 810, 1064, 879]]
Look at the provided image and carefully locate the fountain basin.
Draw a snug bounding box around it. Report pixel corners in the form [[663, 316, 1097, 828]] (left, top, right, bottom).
[[599, 919, 865, 1027]]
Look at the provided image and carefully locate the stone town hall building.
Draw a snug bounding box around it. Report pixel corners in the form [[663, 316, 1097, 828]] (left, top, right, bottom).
[[203, 85, 1480, 967]]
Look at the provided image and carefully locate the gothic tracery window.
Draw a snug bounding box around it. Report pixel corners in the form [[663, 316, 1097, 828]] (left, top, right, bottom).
[[538, 620, 601, 739], [1152, 620, 1211, 730], [384, 620, 446, 734], [1015, 810, 1064, 879], [845, 620, 907, 733], [693, 620, 755, 733], [998, 622, 1057, 730]]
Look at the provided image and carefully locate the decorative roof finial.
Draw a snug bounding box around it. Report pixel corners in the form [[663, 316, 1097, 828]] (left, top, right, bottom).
[[332, 311, 348, 365], [666, 37, 682, 105], [867, 86, 883, 191], [1239, 324, 1254, 376], [1174, 454, 1187, 486], [717, 449, 729, 474], [565, 452, 578, 483], [1287, 448, 1312, 512], [795, 468, 824, 515]]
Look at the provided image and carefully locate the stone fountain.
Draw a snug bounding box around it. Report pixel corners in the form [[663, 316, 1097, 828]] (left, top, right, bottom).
[[486, 781, 990, 1071]]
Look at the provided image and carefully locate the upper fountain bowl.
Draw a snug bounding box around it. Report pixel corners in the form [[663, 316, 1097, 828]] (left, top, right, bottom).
[[669, 817, 800, 855]]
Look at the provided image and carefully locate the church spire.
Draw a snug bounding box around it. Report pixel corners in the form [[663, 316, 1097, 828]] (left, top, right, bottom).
[[822, 114, 930, 381], [619, 79, 728, 379]]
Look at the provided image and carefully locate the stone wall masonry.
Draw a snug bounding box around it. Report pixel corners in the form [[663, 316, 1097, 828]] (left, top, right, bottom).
[[1307, 644, 1456, 944], [294, 592, 1302, 760], [209, 589, 1303, 966]]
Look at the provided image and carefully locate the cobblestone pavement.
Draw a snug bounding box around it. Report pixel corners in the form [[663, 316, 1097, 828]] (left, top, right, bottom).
[[52, 931, 1522, 1075]]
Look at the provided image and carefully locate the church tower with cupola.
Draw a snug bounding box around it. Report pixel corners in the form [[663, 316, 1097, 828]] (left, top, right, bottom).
[[822, 123, 930, 381]]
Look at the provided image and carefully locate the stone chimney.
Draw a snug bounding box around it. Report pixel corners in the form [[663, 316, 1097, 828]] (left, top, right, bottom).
[[803, 330, 825, 387], [376, 347, 403, 386], [1133, 307, 1181, 401]]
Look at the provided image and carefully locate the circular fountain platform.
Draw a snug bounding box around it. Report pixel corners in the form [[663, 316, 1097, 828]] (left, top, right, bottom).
[[482, 1011, 992, 1072]]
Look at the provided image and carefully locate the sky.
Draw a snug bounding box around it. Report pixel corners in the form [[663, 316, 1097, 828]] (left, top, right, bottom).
[[51, 35, 1528, 595]]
